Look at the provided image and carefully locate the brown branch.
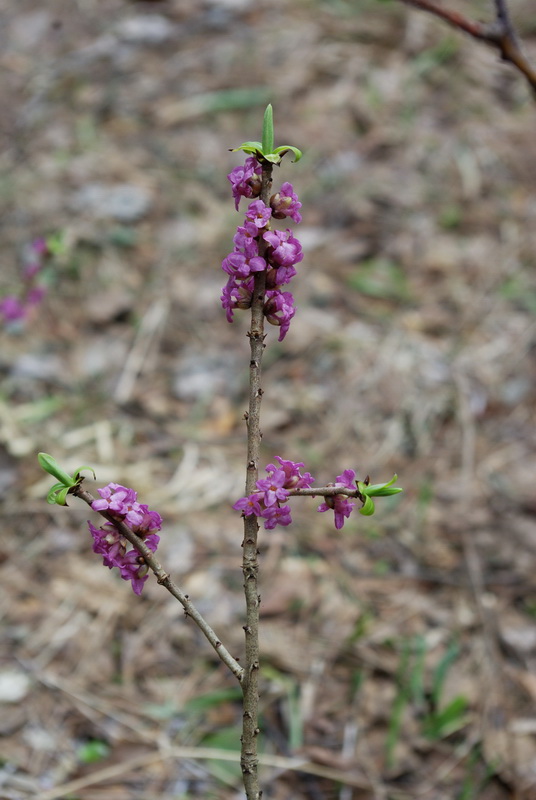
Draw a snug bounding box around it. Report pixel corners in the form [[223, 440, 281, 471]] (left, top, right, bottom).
[[397, 0, 536, 95], [289, 486, 365, 498], [73, 486, 244, 683], [239, 161, 273, 800]]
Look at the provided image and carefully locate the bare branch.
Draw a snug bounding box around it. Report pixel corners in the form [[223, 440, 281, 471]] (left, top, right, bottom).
[[397, 0, 536, 95]]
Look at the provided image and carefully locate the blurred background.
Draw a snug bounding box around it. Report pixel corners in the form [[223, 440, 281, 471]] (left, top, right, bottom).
[[1, 1, 535, 798]]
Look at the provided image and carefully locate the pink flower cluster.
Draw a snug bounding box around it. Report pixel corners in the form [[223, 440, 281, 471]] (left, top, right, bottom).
[[233, 457, 314, 530], [221, 158, 303, 341], [88, 483, 162, 595], [234, 462, 358, 530], [1, 238, 49, 327]]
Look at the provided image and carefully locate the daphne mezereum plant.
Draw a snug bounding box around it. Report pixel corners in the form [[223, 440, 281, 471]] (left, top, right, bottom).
[[38, 105, 402, 800], [0, 236, 53, 328]]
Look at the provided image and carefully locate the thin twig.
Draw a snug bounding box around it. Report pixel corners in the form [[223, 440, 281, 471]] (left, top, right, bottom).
[[289, 486, 365, 498], [240, 161, 273, 800], [72, 486, 244, 682], [396, 0, 536, 95]]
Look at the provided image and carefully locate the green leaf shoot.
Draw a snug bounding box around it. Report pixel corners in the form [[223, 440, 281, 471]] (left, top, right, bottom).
[[262, 104, 274, 154]]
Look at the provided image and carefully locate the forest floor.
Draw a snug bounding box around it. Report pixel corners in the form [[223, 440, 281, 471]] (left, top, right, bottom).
[[1, 1, 536, 799]]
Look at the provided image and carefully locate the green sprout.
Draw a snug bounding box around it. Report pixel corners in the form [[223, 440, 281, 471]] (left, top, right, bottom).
[[37, 452, 95, 506], [357, 474, 402, 516], [231, 104, 303, 165]]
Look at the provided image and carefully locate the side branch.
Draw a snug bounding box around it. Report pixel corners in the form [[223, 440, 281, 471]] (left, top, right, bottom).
[[73, 486, 244, 682], [396, 0, 536, 94], [289, 486, 366, 498]]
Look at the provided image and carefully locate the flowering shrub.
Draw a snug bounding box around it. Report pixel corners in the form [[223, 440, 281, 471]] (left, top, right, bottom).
[[38, 106, 402, 800], [1, 237, 50, 327]]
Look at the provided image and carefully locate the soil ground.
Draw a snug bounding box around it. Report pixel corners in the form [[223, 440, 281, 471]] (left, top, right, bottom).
[[1, 1, 536, 799]]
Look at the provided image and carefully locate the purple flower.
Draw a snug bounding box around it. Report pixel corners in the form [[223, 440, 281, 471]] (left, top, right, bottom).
[[88, 521, 126, 568], [0, 296, 26, 322], [261, 504, 292, 530], [255, 469, 290, 507], [134, 506, 163, 535], [222, 251, 266, 280], [233, 493, 264, 517], [266, 457, 315, 489], [26, 287, 47, 307], [31, 237, 49, 256], [233, 221, 262, 255], [117, 551, 150, 596], [91, 483, 136, 516], [317, 469, 357, 530], [245, 199, 272, 229], [264, 289, 296, 341], [335, 469, 357, 489], [221, 278, 242, 322], [2, 234, 51, 330], [270, 182, 302, 224], [266, 264, 297, 289], [263, 229, 303, 268], [115, 532, 160, 594], [221, 276, 254, 322], [227, 157, 262, 210]]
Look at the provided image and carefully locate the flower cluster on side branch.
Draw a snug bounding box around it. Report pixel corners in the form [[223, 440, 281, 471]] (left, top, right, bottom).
[[234, 461, 402, 531], [233, 457, 314, 529], [89, 483, 162, 595]]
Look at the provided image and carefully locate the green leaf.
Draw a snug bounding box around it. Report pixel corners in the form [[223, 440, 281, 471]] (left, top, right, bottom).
[[422, 695, 469, 740], [142, 700, 180, 720], [200, 728, 243, 784], [232, 140, 262, 152], [45, 232, 67, 257], [365, 485, 403, 497], [73, 464, 96, 482], [432, 640, 460, 707], [359, 495, 376, 516], [38, 452, 74, 487], [107, 226, 138, 248], [45, 482, 65, 504], [231, 143, 264, 159], [53, 486, 71, 506], [262, 104, 274, 154], [263, 153, 283, 164], [361, 475, 403, 497], [184, 687, 243, 713], [39, 452, 95, 505], [347, 258, 409, 301], [77, 739, 110, 764], [272, 145, 303, 163]]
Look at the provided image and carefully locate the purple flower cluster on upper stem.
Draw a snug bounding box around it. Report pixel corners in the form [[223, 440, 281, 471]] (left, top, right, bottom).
[[0, 238, 49, 327], [234, 462, 360, 530], [222, 158, 303, 341], [89, 483, 162, 595]]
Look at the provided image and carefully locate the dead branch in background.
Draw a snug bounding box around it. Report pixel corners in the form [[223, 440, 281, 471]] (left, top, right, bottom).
[[396, 0, 536, 96]]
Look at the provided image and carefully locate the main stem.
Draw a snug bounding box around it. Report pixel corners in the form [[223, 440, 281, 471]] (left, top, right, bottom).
[[240, 162, 272, 800]]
